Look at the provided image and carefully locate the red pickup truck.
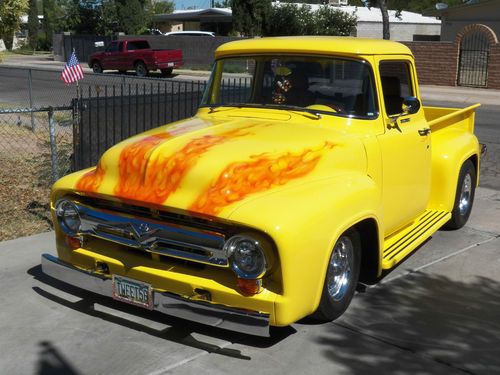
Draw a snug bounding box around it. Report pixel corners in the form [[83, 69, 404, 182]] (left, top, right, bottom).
[[89, 39, 183, 76]]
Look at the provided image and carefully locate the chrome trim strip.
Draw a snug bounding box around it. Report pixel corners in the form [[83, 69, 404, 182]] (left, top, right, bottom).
[[41, 254, 270, 337], [66, 202, 229, 266]]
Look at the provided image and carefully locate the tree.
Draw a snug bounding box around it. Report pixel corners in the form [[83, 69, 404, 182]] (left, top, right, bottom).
[[314, 5, 358, 36], [97, 0, 119, 35], [265, 4, 357, 37], [116, 0, 146, 35], [356, 0, 389, 39], [27, 0, 39, 49], [231, 0, 271, 37], [153, 0, 174, 14], [214, 0, 231, 7], [0, 0, 29, 49], [266, 3, 314, 36]]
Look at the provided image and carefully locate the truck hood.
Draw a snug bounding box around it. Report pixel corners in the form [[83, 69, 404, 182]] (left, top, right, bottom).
[[69, 115, 367, 218]]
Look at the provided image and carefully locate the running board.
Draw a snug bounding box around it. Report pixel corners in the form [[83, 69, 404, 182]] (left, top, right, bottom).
[[382, 210, 451, 269]]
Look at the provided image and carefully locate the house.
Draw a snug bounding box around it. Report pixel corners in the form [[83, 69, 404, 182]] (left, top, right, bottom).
[[425, 0, 500, 42], [153, 4, 440, 41], [153, 8, 233, 36]]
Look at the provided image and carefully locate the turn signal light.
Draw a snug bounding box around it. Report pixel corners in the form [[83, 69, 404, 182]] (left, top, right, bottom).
[[65, 236, 82, 249], [237, 278, 262, 296]]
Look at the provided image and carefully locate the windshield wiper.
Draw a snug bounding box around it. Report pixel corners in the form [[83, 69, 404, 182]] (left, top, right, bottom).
[[275, 105, 322, 120], [207, 103, 322, 120]]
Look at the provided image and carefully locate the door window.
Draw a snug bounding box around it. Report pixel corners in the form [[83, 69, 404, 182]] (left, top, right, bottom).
[[379, 61, 413, 116], [105, 42, 118, 53]]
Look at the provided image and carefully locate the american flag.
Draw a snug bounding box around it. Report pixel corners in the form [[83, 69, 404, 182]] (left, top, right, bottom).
[[61, 51, 84, 84]]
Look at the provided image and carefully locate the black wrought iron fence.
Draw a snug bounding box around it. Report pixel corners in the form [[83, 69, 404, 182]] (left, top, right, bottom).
[[73, 79, 208, 170]]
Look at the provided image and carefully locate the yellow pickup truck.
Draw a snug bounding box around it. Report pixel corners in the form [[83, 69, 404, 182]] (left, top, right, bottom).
[[42, 37, 481, 337]]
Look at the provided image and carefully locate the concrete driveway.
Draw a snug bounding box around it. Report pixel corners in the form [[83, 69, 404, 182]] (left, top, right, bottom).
[[1, 185, 499, 375]]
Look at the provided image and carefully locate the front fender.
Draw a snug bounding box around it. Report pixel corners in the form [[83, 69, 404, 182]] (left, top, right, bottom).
[[227, 173, 382, 326]]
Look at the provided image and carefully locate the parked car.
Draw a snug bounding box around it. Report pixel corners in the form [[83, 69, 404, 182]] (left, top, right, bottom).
[[88, 39, 183, 76], [164, 31, 215, 37], [43, 36, 482, 337]]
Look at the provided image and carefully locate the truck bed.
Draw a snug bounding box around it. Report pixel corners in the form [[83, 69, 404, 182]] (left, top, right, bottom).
[[424, 104, 480, 133]]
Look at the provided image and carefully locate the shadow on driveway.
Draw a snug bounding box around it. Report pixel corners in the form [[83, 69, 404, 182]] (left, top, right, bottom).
[[28, 265, 295, 359], [315, 272, 500, 374]]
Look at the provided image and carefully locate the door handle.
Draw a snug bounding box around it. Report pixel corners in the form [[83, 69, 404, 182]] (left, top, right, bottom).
[[418, 128, 431, 136]]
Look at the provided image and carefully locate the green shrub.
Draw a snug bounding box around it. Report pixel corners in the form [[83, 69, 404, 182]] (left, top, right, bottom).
[[264, 4, 357, 37]]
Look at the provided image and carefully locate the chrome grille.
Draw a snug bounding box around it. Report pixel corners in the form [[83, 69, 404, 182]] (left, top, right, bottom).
[[73, 202, 229, 267]]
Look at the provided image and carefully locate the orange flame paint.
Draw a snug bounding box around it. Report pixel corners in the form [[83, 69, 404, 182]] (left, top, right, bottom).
[[114, 128, 253, 204], [190, 142, 335, 216], [75, 160, 106, 193]]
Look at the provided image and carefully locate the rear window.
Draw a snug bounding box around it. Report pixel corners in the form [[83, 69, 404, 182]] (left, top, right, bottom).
[[127, 41, 150, 51]]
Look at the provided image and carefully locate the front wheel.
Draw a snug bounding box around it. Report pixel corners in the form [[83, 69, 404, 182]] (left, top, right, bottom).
[[161, 67, 173, 76], [135, 62, 148, 77], [312, 229, 361, 322], [92, 62, 102, 73], [444, 159, 476, 229]]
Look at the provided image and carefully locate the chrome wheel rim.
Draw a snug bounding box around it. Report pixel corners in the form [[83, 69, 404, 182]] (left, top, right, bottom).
[[459, 173, 472, 216], [327, 236, 354, 301]]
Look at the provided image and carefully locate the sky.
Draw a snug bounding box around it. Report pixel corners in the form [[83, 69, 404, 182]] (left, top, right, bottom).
[[172, 0, 214, 10]]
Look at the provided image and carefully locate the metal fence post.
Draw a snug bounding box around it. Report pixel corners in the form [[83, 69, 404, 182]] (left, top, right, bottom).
[[28, 69, 35, 131], [48, 107, 60, 182]]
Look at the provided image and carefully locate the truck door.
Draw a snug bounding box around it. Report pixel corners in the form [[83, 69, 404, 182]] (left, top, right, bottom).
[[115, 41, 125, 70], [102, 41, 120, 69], [376, 57, 431, 236]]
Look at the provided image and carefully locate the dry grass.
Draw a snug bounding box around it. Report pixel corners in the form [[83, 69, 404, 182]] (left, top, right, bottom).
[[0, 115, 72, 241], [0, 156, 53, 241]]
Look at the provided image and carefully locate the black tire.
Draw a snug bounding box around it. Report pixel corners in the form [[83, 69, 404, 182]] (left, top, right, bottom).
[[135, 62, 148, 77], [92, 62, 103, 73], [161, 67, 173, 76], [444, 159, 476, 230], [312, 229, 361, 322]]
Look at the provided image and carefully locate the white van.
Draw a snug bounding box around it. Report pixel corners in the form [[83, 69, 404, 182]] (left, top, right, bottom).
[[164, 31, 215, 37]]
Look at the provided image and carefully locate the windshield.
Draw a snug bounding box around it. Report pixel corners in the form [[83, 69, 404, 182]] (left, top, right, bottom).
[[201, 55, 378, 119]]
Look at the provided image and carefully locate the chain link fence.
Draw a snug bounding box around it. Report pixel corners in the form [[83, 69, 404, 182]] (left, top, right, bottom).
[[0, 106, 74, 241]]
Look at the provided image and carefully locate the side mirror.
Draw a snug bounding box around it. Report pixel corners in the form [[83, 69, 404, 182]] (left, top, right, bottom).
[[402, 96, 421, 115]]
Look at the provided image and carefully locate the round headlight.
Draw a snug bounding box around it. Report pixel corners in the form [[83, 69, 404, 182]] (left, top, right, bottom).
[[55, 199, 81, 234], [225, 235, 266, 279]]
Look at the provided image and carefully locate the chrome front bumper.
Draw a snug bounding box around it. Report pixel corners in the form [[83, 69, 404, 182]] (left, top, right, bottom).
[[41, 254, 270, 337]]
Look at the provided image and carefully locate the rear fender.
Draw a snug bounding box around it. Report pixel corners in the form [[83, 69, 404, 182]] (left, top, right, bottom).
[[429, 129, 480, 212]]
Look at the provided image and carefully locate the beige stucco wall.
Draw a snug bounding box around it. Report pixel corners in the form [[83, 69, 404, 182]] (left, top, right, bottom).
[[356, 22, 441, 41]]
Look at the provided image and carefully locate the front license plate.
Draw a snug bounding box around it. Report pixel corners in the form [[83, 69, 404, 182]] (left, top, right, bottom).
[[168, 62, 174, 67], [112, 275, 153, 310]]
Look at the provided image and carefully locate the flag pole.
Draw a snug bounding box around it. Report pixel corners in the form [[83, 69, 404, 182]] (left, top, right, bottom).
[[73, 48, 80, 99]]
